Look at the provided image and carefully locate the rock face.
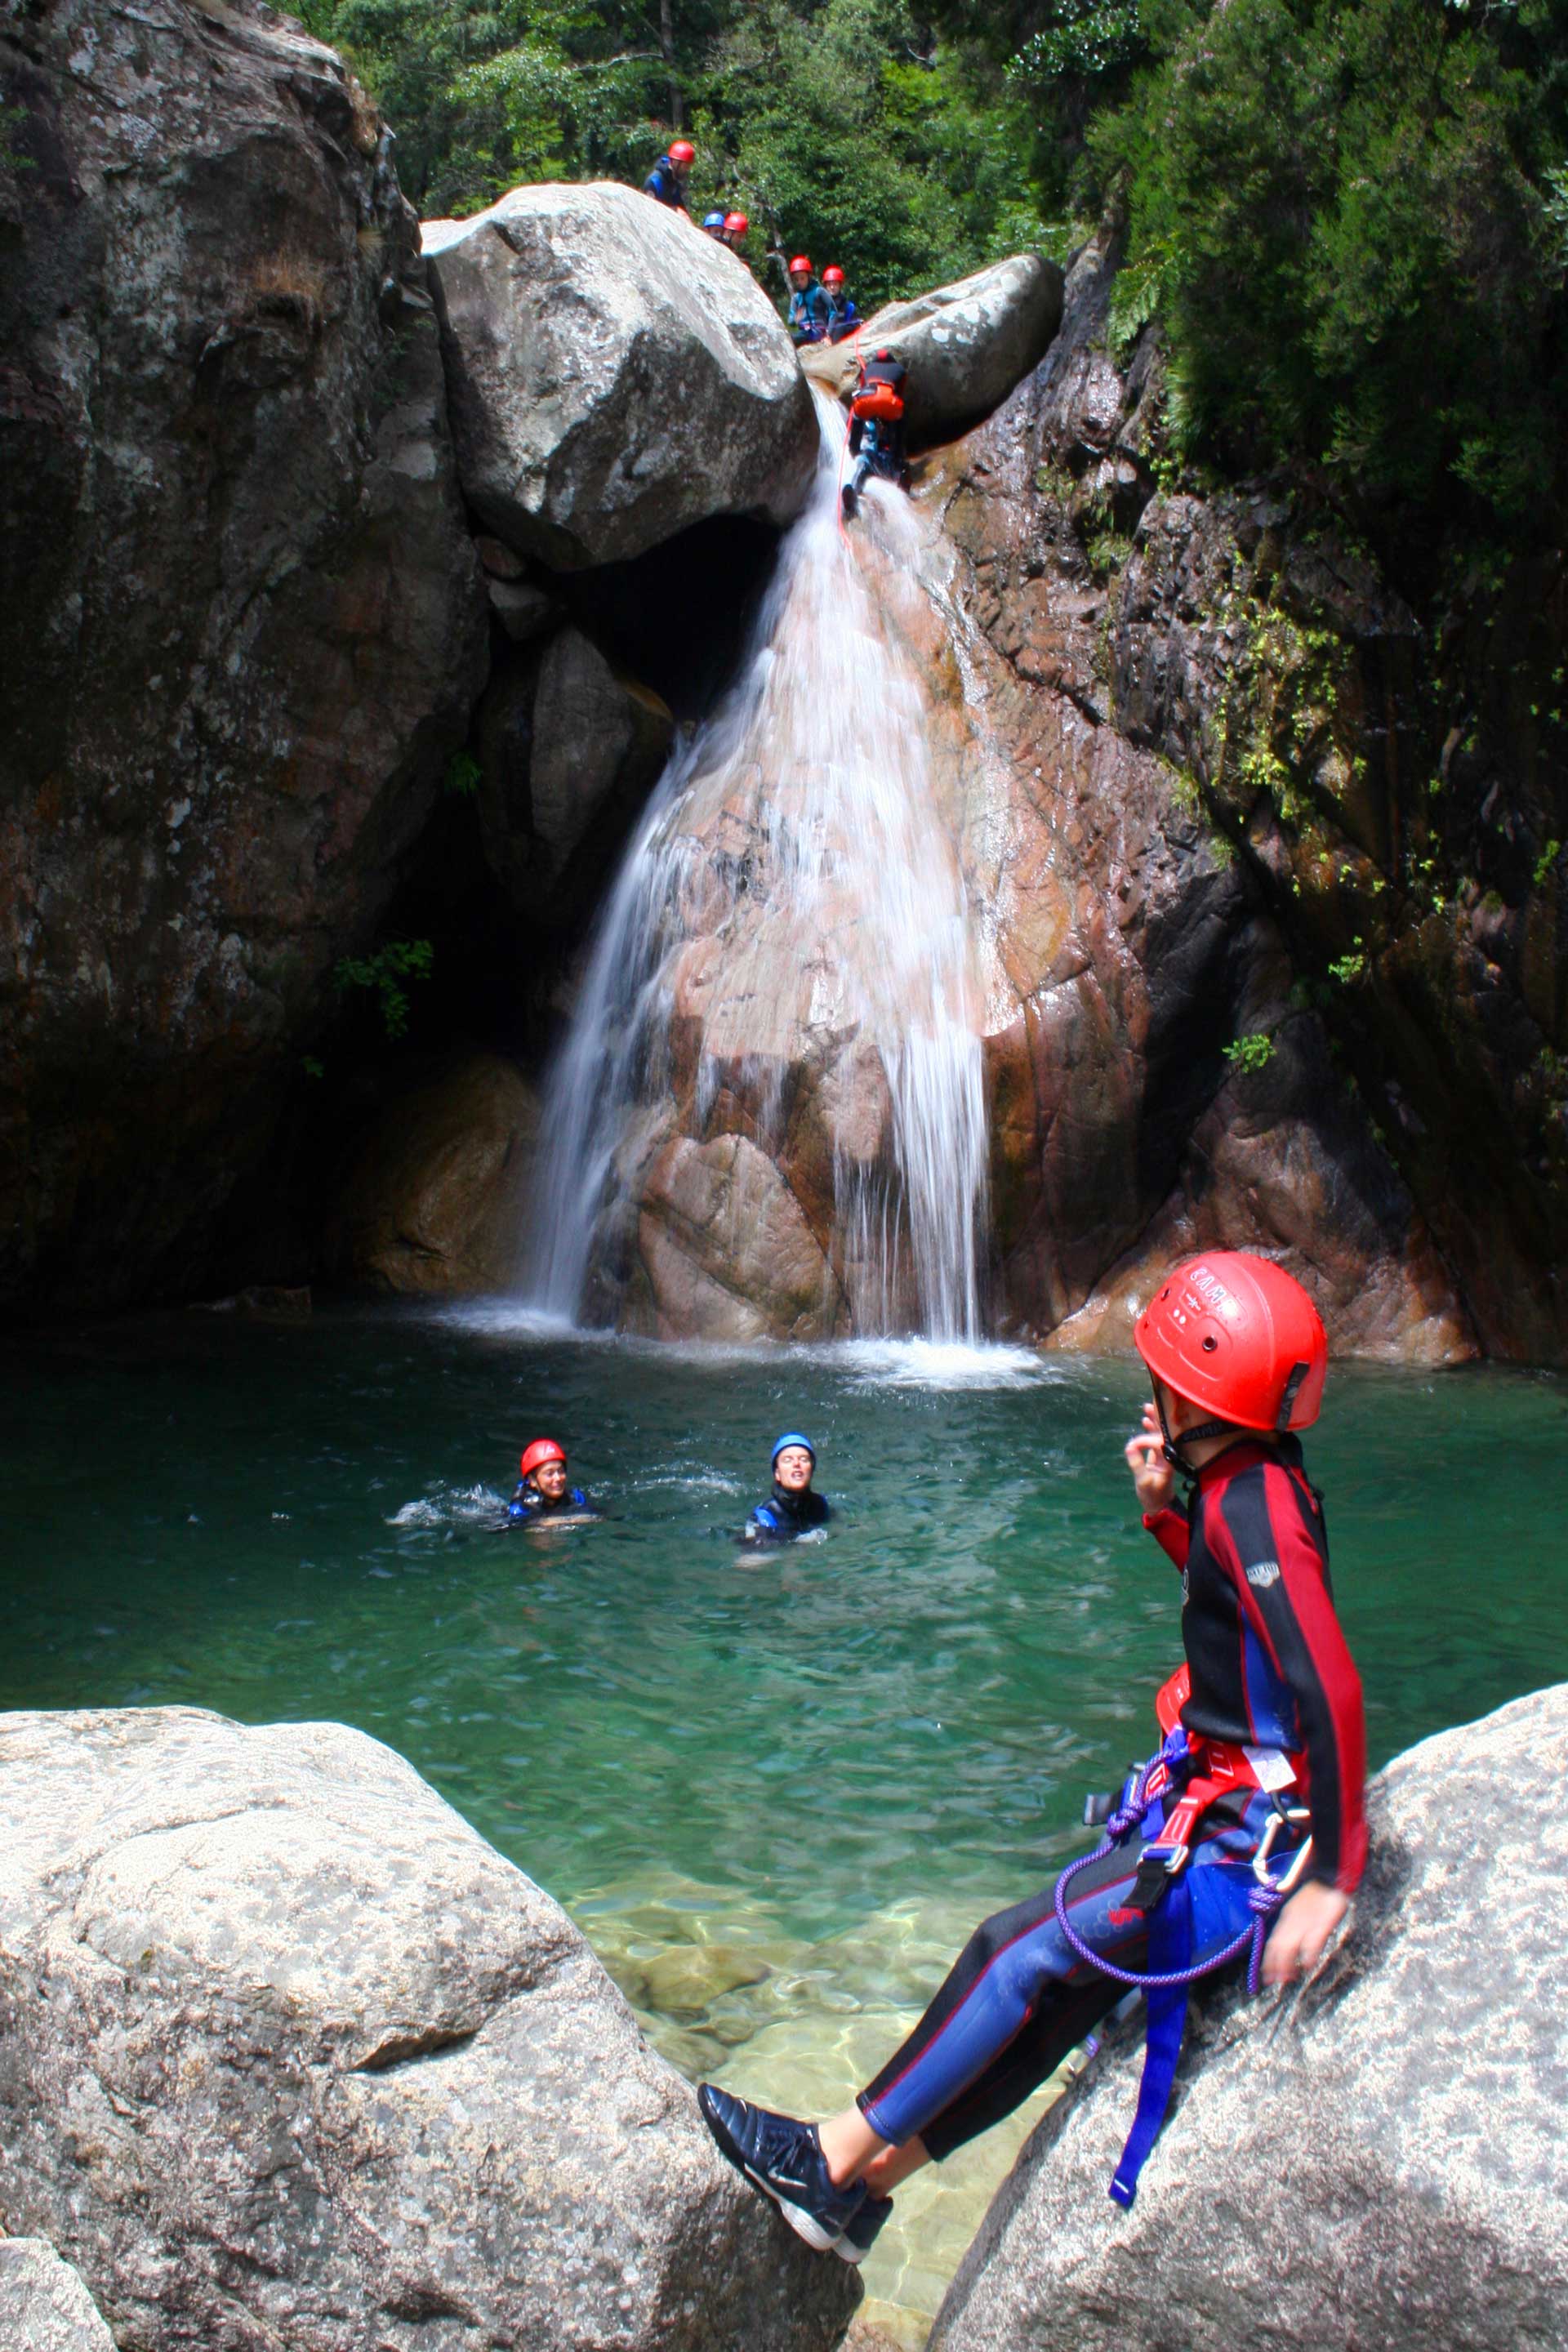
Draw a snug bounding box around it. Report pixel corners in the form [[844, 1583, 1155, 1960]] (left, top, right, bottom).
[[0, 0, 488, 1313], [0, 2242, 115, 2352], [803, 255, 1064, 446], [324, 1050, 538, 1292], [478, 624, 675, 938], [425, 183, 819, 568], [0, 1707, 858, 2351], [931, 1680, 1568, 2352]]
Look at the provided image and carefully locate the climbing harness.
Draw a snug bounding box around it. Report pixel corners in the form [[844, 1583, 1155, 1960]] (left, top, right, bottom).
[[1053, 1666, 1312, 2208]]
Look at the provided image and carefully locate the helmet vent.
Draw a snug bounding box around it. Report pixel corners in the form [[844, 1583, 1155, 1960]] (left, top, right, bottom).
[[1201, 1334, 1218, 1352]]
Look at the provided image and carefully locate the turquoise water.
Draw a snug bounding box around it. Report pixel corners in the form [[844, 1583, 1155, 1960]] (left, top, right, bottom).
[[5, 1305, 1566, 2335]]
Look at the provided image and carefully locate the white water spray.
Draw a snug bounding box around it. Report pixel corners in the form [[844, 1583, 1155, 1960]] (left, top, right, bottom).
[[524, 393, 990, 1341]]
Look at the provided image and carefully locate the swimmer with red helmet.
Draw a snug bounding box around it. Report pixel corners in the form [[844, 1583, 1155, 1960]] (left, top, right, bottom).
[[698, 1251, 1367, 2260], [509, 1438, 599, 1525]]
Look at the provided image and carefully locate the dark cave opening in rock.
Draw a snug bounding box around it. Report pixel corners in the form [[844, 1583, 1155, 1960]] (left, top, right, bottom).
[[552, 509, 782, 722]]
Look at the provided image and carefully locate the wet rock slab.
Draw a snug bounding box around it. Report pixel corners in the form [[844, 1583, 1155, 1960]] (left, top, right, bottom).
[[931, 1682, 1568, 2352], [0, 1708, 859, 2351], [0, 2241, 115, 2350]]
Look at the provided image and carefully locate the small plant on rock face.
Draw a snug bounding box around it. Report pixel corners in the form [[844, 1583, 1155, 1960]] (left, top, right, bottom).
[[1534, 838, 1561, 887], [1327, 937, 1368, 986], [332, 938, 434, 1039], [445, 749, 482, 798], [1223, 1031, 1276, 1073]]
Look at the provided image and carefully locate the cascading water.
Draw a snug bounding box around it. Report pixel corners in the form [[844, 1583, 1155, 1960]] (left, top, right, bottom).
[[524, 390, 990, 1341]]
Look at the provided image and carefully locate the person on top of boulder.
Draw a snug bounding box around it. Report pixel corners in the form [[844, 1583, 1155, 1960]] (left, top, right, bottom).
[[723, 211, 751, 255], [822, 266, 860, 343], [702, 209, 729, 239], [698, 1253, 1366, 2264], [644, 140, 695, 211], [840, 346, 909, 522], [741, 1434, 831, 1544], [509, 1438, 599, 1525], [786, 256, 831, 345]]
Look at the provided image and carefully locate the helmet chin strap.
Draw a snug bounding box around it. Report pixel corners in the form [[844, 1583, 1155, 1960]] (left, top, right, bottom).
[[1153, 1386, 1237, 1481]]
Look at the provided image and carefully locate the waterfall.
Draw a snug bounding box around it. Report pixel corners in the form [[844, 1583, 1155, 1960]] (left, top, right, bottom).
[[524, 390, 990, 1342]]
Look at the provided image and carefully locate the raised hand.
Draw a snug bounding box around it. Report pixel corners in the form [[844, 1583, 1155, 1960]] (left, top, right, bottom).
[[1123, 1400, 1174, 1513]]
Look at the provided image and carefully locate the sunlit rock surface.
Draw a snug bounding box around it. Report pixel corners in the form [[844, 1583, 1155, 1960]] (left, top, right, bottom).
[[0, 1708, 860, 2351], [0, 0, 487, 1315], [425, 183, 818, 568], [803, 254, 1065, 447], [0, 2241, 115, 2352], [931, 1682, 1568, 2352]]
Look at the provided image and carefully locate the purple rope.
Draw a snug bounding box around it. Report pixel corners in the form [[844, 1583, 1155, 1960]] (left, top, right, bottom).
[[1052, 1749, 1286, 1996]]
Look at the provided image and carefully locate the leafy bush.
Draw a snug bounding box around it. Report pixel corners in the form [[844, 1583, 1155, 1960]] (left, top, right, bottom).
[[332, 939, 435, 1039]]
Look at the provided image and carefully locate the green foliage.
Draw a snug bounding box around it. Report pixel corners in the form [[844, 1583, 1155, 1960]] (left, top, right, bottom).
[[1009, 0, 1146, 86], [1327, 938, 1368, 985], [1084, 0, 1568, 528], [1535, 836, 1563, 885], [301, 1054, 327, 1080], [445, 748, 483, 797], [332, 938, 435, 1039], [301, 0, 1045, 296], [1223, 1031, 1276, 1072]]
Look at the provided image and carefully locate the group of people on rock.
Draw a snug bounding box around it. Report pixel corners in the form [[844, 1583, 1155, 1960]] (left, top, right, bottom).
[[639, 136, 907, 520], [641, 140, 860, 341], [507, 1430, 829, 1544]]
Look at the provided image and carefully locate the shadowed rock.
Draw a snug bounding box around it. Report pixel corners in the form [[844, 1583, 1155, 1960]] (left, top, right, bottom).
[[425, 184, 818, 568], [0, 1708, 860, 2351], [0, 0, 488, 1315], [930, 1682, 1568, 2352]]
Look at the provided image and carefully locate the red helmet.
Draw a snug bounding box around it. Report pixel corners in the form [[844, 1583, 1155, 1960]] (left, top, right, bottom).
[[788, 254, 813, 276], [668, 140, 696, 166], [1134, 1253, 1327, 1432], [822, 265, 844, 287], [724, 212, 749, 236], [519, 1437, 568, 1479]]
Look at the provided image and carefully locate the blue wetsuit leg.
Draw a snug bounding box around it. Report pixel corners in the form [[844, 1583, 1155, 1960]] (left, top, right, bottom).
[[858, 1790, 1274, 2154]]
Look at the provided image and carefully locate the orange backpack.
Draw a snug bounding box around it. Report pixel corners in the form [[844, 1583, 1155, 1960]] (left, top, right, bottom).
[[851, 379, 904, 424]]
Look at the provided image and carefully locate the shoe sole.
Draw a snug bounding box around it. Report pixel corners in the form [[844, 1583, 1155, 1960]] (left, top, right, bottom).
[[700, 2091, 854, 2260]]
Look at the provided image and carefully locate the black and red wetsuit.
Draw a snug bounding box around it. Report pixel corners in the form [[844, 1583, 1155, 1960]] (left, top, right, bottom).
[[855, 1433, 1366, 2156]]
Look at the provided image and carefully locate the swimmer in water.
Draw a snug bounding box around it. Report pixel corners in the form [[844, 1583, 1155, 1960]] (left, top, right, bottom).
[[509, 1438, 599, 1524], [742, 1433, 830, 1544]]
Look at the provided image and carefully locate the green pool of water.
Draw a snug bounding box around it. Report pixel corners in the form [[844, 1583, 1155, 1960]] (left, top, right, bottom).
[[5, 1306, 1566, 2338]]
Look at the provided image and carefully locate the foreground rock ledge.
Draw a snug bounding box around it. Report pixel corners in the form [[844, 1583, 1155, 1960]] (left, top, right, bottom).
[[0, 2241, 115, 2351], [0, 1708, 858, 2350], [931, 1681, 1568, 2352]]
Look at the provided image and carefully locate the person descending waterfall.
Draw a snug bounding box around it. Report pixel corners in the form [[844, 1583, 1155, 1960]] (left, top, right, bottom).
[[699, 1254, 1366, 2261], [840, 348, 910, 523], [822, 266, 860, 343], [786, 256, 831, 345], [509, 1439, 599, 1525], [644, 140, 695, 211], [742, 1435, 831, 1544]]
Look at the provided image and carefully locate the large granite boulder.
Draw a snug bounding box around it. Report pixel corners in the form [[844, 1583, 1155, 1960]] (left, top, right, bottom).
[[324, 1049, 539, 1293], [0, 2243, 115, 2352], [425, 183, 819, 568], [0, 0, 488, 1315], [801, 254, 1063, 446], [0, 1708, 858, 2351], [931, 1682, 1568, 2352]]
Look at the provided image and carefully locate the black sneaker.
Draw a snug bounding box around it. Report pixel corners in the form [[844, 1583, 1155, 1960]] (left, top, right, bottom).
[[835, 2189, 893, 2265], [840, 484, 858, 521], [698, 2084, 867, 2255]]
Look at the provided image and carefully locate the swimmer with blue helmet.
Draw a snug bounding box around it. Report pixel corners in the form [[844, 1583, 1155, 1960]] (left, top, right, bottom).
[[742, 1433, 829, 1544]]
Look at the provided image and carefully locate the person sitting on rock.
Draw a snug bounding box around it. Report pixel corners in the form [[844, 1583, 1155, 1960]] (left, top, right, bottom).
[[822, 266, 860, 343], [741, 1434, 831, 1544], [722, 210, 751, 256], [699, 1254, 1366, 2263], [786, 256, 831, 345], [702, 209, 729, 239], [644, 139, 695, 212], [509, 1438, 598, 1524], [840, 347, 910, 522]]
